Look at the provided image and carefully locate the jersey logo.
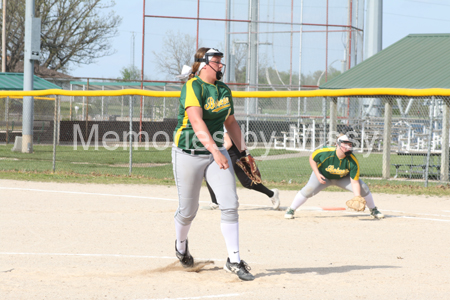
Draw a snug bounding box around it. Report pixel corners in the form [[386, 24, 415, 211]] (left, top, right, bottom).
[[204, 96, 231, 112], [204, 97, 216, 110], [325, 165, 349, 177]]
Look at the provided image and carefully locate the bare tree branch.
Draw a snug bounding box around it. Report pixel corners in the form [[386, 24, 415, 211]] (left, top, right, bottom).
[[153, 32, 250, 83], [152, 31, 197, 80], [0, 0, 122, 73], [232, 42, 247, 83]]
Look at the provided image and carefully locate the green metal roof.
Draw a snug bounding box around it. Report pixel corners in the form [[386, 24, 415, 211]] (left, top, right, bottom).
[[0, 72, 62, 90], [320, 34, 450, 89]]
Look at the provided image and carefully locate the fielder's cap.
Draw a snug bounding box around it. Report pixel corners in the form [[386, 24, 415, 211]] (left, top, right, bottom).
[[337, 134, 351, 143]]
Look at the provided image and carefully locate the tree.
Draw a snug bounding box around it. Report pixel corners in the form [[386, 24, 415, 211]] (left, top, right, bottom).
[[303, 66, 341, 86], [152, 31, 197, 80], [153, 32, 250, 83], [118, 65, 144, 81], [231, 42, 247, 84], [0, 0, 122, 73], [259, 67, 300, 90]]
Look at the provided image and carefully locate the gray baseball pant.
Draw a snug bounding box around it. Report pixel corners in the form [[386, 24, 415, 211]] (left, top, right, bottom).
[[300, 172, 371, 198], [172, 146, 239, 226]]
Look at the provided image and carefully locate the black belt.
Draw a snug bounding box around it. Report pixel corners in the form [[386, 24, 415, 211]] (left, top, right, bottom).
[[181, 149, 210, 155]]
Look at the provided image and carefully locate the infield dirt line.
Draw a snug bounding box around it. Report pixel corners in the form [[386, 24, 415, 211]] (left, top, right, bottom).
[[135, 293, 241, 300], [2, 185, 449, 222]]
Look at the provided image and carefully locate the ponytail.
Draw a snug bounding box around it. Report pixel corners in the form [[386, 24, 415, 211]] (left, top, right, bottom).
[[189, 47, 210, 79]]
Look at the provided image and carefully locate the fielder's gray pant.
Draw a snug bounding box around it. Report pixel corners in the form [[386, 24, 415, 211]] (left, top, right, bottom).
[[300, 172, 371, 198], [172, 146, 239, 226]]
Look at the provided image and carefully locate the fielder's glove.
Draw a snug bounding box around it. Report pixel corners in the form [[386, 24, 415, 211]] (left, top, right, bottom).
[[346, 195, 366, 212], [236, 153, 262, 185]]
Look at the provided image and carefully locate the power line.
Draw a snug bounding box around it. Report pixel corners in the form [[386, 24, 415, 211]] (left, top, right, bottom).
[[384, 12, 450, 22], [406, 0, 450, 7]]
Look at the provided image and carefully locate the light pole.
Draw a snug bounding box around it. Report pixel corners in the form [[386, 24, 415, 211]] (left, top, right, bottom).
[[22, 0, 41, 153], [2, 0, 8, 144], [2, 0, 6, 72], [317, 59, 341, 147]]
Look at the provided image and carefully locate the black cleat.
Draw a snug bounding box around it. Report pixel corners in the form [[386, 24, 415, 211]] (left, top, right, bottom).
[[224, 258, 255, 281], [175, 239, 194, 268]]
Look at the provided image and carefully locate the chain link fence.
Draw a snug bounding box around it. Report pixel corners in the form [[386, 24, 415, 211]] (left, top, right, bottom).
[[1, 88, 449, 186]]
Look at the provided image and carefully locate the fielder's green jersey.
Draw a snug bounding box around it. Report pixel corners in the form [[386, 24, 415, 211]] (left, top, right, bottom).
[[311, 147, 360, 180], [174, 76, 234, 150]]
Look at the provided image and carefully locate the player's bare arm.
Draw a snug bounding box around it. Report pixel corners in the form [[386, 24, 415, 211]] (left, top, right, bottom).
[[224, 115, 247, 153], [223, 133, 232, 150], [186, 106, 229, 170]]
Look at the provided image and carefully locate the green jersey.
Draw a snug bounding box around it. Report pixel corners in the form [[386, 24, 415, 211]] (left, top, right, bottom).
[[174, 76, 234, 149], [311, 147, 360, 180]]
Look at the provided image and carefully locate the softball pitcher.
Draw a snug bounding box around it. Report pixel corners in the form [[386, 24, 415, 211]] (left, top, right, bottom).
[[172, 47, 254, 281], [284, 134, 385, 219]]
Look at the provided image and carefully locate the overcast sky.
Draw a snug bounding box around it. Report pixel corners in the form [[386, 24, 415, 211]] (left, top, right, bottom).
[[68, 0, 450, 81]]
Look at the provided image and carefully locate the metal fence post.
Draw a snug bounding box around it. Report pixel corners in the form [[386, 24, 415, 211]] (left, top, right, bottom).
[[329, 97, 337, 143], [5, 95, 9, 144], [163, 86, 166, 119], [441, 98, 450, 182], [70, 83, 73, 120], [425, 96, 435, 187], [82, 85, 85, 120], [322, 97, 327, 147], [129, 95, 133, 176], [382, 98, 392, 179], [57, 94, 60, 145], [52, 96, 58, 173], [121, 86, 124, 118], [85, 79, 89, 140], [245, 97, 249, 144], [101, 86, 104, 120]]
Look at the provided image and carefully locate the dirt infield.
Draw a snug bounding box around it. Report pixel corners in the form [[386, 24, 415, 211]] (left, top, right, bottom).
[[1, 179, 449, 300]]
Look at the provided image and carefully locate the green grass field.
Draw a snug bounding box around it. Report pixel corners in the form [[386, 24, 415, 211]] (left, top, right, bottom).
[[0, 144, 448, 196]]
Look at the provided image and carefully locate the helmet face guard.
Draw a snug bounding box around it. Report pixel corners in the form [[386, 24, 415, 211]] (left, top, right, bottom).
[[195, 48, 226, 80], [195, 48, 224, 64], [338, 141, 353, 154], [336, 134, 353, 155]]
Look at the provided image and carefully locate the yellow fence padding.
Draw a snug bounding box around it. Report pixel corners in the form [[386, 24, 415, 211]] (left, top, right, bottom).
[[0, 88, 450, 98]]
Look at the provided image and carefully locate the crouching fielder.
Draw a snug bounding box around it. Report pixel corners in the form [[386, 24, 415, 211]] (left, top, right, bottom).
[[284, 134, 384, 219]]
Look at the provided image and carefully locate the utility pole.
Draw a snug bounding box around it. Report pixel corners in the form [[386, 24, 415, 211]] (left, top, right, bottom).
[[246, 0, 258, 116], [22, 0, 41, 153], [363, 0, 383, 117], [1, 0, 6, 72], [131, 31, 135, 68], [2, 0, 8, 144], [224, 0, 231, 83]]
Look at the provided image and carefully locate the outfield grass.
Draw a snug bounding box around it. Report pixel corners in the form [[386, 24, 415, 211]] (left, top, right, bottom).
[[0, 145, 448, 196]]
